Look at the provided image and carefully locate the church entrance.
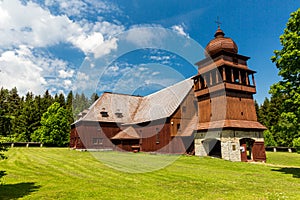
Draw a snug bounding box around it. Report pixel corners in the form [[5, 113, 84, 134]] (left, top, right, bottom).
[[240, 138, 255, 161], [203, 139, 221, 158]]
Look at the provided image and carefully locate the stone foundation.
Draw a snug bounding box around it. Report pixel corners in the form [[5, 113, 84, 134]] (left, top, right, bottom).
[[194, 129, 265, 162]]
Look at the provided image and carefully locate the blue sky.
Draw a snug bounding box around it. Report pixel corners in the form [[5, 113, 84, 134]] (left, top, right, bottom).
[[0, 0, 299, 104]]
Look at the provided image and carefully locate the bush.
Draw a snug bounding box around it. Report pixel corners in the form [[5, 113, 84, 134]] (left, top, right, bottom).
[[292, 138, 300, 153]]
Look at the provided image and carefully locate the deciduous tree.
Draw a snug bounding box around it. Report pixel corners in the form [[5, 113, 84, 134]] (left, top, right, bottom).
[[32, 102, 70, 147], [270, 8, 300, 147]]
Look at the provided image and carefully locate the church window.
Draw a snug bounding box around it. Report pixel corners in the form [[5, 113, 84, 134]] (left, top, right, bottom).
[[182, 106, 186, 113]]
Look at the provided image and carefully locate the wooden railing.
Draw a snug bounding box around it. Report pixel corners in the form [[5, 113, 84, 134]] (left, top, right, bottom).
[[265, 146, 296, 153], [3, 142, 43, 148]]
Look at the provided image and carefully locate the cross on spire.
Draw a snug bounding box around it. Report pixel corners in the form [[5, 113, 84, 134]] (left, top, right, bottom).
[[215, 16, 222, 28]]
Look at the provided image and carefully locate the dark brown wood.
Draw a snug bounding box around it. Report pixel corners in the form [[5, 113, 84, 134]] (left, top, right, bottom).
[[240, 143, 247, 162], [252, 141, 266, 162]]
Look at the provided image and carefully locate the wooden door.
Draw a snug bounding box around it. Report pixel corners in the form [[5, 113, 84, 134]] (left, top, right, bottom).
[[252, 141, 266, 162], [240, 143, 247, 162]]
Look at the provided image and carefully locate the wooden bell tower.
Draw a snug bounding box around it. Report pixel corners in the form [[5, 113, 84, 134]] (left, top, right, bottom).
[[193, 27, 266, 162]]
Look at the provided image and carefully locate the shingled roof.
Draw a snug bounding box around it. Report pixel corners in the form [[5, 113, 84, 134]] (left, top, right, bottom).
[[82, 92, 142, 123], [79, 78, 194, 124]]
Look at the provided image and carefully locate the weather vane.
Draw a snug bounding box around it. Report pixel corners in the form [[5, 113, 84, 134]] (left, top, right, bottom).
[[215, 16, 222, 28]]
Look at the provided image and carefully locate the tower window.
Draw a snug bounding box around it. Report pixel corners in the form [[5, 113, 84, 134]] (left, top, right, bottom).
[[232, 144, 236, 151], [233, 57, 238, 64], [177, 124, 181, 132], [241, 112, 244, 116]]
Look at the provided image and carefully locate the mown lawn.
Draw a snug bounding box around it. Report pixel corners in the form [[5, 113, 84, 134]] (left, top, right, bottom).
[[0, 148, 299, 200]]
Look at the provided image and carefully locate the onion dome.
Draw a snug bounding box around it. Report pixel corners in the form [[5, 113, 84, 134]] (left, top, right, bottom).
[[205, 27, 238, 57]]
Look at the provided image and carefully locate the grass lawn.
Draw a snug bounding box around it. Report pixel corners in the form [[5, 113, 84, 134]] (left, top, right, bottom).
[[0, 148, 299, 200]]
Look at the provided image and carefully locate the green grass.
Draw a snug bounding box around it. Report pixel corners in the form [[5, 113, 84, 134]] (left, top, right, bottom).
[[0, 148, 300, 200], [266, 151, 300, 167]]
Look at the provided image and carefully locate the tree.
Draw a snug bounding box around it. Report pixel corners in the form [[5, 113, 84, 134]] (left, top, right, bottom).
[[90, 93, 99, 105], [0, 143, 7, 160], [13, 92, 42, 142], [66, 91, 74, 124], [270, 8, 300, 147], [0, 88, 11, 137], [32, 102, 70, 147], [8, 87, 23, 140], [41, 90, 53, 114]]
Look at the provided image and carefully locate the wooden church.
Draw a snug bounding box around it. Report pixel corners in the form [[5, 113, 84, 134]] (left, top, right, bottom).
[[70, 27, 267, 162]]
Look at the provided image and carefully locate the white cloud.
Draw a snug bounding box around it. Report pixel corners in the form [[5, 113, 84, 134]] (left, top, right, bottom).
[[0, 0, 124, 95], [125, 26, 167, 48], [77, 72, 90, 81], [149, 55, 171, 61], [69, 32, 104, 54], [43, 0, 121, 19], [171, 24, 189, 37], [0, 0, 123, 55], [0, 46, 46, 95], [152, 71, 160, 76], [58, 69, 74, 78], [63, 79, 72, 88], [0, 0, 75, 48], [93, 37, 118, 58]]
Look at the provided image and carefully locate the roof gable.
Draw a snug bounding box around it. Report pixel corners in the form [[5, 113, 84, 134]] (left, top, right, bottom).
[[111, 126, 140, 140]]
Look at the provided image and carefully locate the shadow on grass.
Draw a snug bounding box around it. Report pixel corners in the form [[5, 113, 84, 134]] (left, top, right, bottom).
[[0, 170, 6, 179], [272, 167, 300, 178], [0, 182, 40, 200]]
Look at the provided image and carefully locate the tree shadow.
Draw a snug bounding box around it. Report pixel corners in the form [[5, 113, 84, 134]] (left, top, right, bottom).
[[272, 167, 300, 178], [0, 170, 6, 179], [0, 182, 40, 200]]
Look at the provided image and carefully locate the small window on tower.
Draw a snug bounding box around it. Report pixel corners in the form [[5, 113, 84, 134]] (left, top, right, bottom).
[[177, 124, 181, 132], [232, 144, 236, 151], [233, 57, 238, 65], [182, 106, 186, 113]]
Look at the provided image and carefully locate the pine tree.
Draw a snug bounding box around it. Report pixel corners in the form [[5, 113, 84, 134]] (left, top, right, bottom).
[[41, 90, 53, 114], [66, 91, 74, 124], [90, 93, 99, 105], [0, 88, 11, 138]]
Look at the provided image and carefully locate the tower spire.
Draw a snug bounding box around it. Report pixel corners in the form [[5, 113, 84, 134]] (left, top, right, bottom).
[[215, 16, 222, 29]]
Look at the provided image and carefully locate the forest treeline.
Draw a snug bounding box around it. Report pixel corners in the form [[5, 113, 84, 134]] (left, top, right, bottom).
[[0, 87, 98, 146]]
